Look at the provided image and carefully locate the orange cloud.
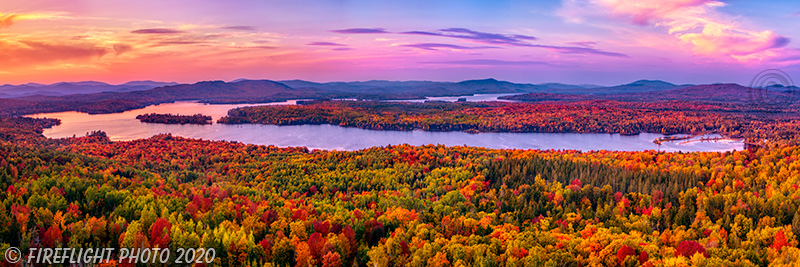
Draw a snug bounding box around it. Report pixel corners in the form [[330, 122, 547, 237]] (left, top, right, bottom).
[[0, 12, 70, 27], [0, 40, 108, 68], [0, 13, 289, 79], [0, 14, 16, 27], [113, 44, 134, 55]]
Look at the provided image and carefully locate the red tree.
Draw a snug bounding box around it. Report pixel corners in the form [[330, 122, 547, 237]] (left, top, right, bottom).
[[639, 251, 648, 264], [676, 240, 708, 258], [321, 251, 341, 267], [771, 230, 788, 250], [308, 232, 327, 260], [42, 224, 63, 247], [149, 218, 172, 248], [313, 220, 331, 236], [616, 245, 637, 265]]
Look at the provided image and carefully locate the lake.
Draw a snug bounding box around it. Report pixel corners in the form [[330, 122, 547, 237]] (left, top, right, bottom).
[[27, 99, 744, 152], [385, 93, 521, 103]]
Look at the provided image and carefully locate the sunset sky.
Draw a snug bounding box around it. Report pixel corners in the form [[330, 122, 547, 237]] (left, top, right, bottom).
[[2, 0, 800, 85]]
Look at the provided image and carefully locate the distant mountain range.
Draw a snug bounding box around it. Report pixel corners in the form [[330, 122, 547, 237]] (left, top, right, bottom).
[[607, 83, 755, 102], [0, 81, 178, 98], [503, 82, 798, 106], [2, 77, 792, 116], [528, 80, 693, 95], [277, 78, 609, 96], [275, 78, 696, 97], [1, 78, 692, 100], [2, 80, 317, 115]]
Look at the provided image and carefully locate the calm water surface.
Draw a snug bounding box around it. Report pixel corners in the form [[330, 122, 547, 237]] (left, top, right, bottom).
[[27, 99, 744, 152], [386, 93, 521, 103]]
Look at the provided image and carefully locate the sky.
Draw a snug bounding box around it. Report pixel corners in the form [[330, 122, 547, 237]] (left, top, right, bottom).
[[1, 0, 800, 85]]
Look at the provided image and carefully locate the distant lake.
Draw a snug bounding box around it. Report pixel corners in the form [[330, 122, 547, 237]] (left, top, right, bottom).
[[385, 93, 521, 103], [27, 99, 744, 152]]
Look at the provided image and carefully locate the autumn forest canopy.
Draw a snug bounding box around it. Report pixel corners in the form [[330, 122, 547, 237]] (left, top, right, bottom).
[[1, 79, 800, 266], [6, 0, 800, 265]]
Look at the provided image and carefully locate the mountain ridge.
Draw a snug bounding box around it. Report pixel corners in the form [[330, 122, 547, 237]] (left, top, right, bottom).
[[0, 80, 178, 98], [504, 83, 791, 105], [0, 78, 777, 116]]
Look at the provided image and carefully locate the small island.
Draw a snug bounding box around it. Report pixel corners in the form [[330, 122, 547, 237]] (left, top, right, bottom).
[[136, 113, 212, 125]]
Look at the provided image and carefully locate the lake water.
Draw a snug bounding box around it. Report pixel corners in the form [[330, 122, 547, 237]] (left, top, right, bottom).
[[386, 93, 521, 103], [27, 100, 744, 152]]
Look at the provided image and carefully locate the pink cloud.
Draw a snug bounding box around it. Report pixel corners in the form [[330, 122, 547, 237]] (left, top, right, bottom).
[[596, 0, 718, 25], [564, 0, 790, 62], [403, 43, 497, 51], [568, 41, 598, 48], [331, 28, 388, 34], [131, 28, 185, 34], [307, 42, 347, 46]]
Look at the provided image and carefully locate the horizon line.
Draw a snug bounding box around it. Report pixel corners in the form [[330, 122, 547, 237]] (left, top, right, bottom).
[[1, 78, 751, 88]]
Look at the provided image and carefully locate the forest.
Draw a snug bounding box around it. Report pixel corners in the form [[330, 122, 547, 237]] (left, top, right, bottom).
[[0, 114, 799, 266], [136, 114, 212, 125]]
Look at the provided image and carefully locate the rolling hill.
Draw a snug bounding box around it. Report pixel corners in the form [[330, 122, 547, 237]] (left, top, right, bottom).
[[605, 83, 795, 104], [2, 78, 789, 116], [503, 83, 798, 110], [276, 78, 607, 98], [0, 80, 177, 98], [3, 80, 324, 115]]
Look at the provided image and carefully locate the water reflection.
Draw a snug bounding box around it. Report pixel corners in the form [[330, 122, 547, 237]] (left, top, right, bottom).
[[385, 93, 521, 103], [27, 101, 744, 152]]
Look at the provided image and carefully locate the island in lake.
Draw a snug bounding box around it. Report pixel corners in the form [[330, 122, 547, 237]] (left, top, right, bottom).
[[136, 113, 212, 125]]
